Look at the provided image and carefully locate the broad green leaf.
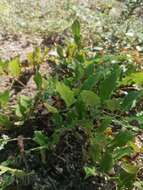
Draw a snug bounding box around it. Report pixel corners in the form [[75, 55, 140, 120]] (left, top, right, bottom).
[[99, 66, 120, 101], [110, 131, 133, 148], [100, 151, 113, 172], [80, 90, 100, 107], [33, 131, 49, 147], [8, 57, 21, 77], [0, 90, 9, 106], [122, 91, 141, 111], [34, 71, 42, 89], [81, 75, 97, 90], [56, 82, 75, 107]]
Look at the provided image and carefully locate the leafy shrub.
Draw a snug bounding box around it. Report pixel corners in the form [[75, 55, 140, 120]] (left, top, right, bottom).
[[0, 20, 143, 189]]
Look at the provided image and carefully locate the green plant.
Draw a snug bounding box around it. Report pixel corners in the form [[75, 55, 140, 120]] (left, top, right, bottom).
[[0, 20, 143, 189]]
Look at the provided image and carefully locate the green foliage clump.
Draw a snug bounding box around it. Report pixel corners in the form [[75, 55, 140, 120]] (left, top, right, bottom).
[[0, 20, 143, 189]]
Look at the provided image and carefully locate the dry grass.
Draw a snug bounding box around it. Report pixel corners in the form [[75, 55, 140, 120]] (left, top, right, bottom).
[[0, 0, 142, 47]]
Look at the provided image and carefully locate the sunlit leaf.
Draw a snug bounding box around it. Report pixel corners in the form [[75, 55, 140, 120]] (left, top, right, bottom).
[[8, 57, 21, 77], [121, 72, 143, 85], [56, 82, 75, 107]]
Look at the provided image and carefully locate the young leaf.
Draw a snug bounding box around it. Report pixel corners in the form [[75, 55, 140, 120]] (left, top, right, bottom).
[[72, 19, 80, 37], [8, 57, 21, 77], [56, 82, 75, 107]]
